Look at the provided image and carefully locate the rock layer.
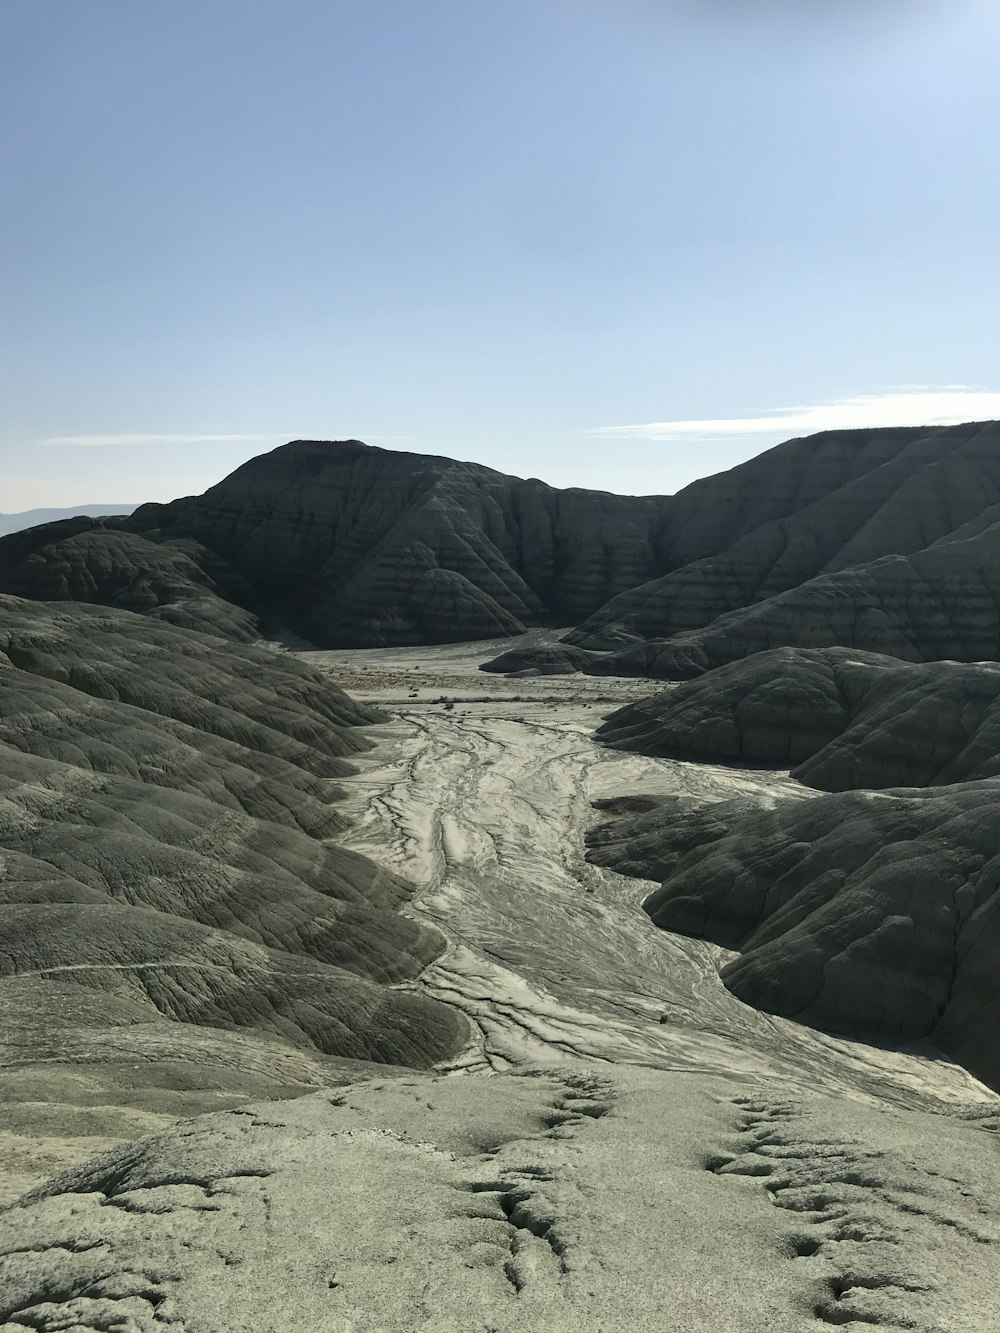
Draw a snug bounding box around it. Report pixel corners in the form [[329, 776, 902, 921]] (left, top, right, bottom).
[[596, 646, 1000, 791], [13, 425, 1000, 655], [588, 779, 1000, 1090], [0, 598, 466, 1128]]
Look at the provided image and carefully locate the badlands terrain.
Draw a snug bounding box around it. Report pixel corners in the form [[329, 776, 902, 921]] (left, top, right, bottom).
[[0, 631, 997, 1331], [3, 431, 1000, 1330]]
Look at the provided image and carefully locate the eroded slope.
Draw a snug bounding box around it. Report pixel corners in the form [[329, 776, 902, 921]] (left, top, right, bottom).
[[0, 599, 466, 1195]]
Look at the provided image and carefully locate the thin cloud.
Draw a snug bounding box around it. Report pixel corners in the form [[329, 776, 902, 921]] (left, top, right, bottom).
[[37, 433, 283, 448], [586, 389, 1000, 441]]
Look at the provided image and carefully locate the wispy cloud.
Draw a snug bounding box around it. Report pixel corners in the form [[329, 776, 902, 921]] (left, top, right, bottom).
[[37, 433, 283, 448], [585, 389, 1000, 442]]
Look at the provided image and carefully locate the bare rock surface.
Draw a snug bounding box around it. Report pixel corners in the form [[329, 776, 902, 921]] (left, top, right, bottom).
[[0, 602, 466, 1198], [597, 646, 1000, 790], [7, 1066, 1000, 1333], [15, 426, 1000, 659]]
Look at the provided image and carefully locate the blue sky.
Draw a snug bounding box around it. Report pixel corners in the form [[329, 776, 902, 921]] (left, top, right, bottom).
[[3, 0, 999, 508]]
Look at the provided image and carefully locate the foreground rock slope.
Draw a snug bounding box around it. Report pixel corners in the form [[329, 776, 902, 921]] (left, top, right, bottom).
[[0, 597, 465, 1199], [589, 645, 1000, 1090], [6, 1064, 1000, 1333], [8, 423, 1000, 663]]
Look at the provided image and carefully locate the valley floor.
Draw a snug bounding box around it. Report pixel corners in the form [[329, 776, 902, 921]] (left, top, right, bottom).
[[4, 638, 1000, 1333], [222, 636, 1000, 1333]]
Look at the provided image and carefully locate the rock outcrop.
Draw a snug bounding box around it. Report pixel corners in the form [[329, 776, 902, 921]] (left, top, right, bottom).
[[596, 647, 1000, 790], [566, 421, 1000, 650], [0, 597, 466, 1150], [15, 425, 1000, 655], [482, 419, 1000, 676], [0, 519, 260, 641], [121, 439, 672, 646], [588, 779, 1000, 1089], [589, 645, 1000, 1085]]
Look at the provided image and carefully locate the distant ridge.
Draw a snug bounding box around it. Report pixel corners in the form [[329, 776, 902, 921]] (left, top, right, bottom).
[[4, 423, 1000, 669], [0, 504, 138, 538]]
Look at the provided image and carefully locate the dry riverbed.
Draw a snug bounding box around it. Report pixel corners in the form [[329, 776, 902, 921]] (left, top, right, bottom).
[[4, 636, 999, 1333]]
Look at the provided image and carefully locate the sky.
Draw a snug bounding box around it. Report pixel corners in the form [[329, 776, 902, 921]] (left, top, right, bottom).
[[2, 0, 999, 509]]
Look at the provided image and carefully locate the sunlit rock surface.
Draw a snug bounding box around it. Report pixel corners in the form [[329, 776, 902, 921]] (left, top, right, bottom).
[[0, 598, 466, 1203]]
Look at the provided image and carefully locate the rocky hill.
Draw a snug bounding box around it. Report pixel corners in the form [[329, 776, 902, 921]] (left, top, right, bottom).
[[596, 646, 1000, 790], [487, 418, 1000, 676], [0, 597, 466, 1198], [122, 439, 672, 646], [588, 777, 1000, 1090], [10, 425, 1000, 657], [586, 644, 1000, 1089]]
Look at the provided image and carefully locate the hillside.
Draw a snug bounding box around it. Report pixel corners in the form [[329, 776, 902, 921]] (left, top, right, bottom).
[[9, 426, 1000, 658], [0, 597, 466, 1199], [0, 505, 137, 538]]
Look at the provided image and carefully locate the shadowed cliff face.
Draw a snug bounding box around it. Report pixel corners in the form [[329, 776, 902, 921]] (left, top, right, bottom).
[[11, 426, 1000, 654]]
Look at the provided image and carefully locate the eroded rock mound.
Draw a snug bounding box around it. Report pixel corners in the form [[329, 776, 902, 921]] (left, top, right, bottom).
[[567, 421, 1000, 650], [4, 1064, 1000, 1332], [122, 439, 672, 646], [597, 647, 1000, 790], [588, 781, 1000, 1089], [0, 519, 260, 641], [0, 597, 466, 1194], [483, 420, 1000, 676]]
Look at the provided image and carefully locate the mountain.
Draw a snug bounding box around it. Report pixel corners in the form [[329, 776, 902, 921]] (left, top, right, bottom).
[[484, 419, 1000, 677], [0, 504, 138, 537], [5, 425, 1000, 668]]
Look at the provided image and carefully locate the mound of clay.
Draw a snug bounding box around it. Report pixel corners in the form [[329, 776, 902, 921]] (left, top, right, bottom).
[[0, 597, 466, 1190], [0, 519, 259, 640], [588, 780, 1000, 1089], [117, 438, 679, 646], [597, 647, 1000, 790], [4, 1063, 1000, 1332], [567, 420, 1000, 650], [597, 508, 1000, 678]]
